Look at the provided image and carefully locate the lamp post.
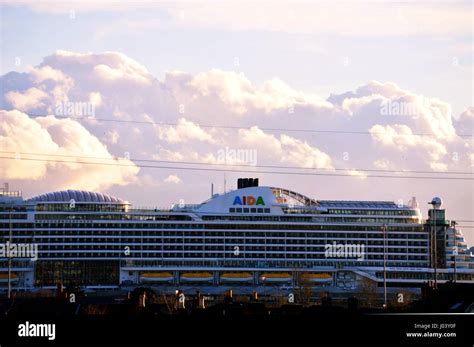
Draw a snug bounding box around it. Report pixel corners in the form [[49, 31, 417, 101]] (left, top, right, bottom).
[[452, 221, 458, 283], [428, 197, 442, 290], [382, 223, 387, 309], [8, 205, 12, 299]]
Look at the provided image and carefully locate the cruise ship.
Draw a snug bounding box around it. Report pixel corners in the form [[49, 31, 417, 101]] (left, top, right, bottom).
[[0, 178, 473, 292]]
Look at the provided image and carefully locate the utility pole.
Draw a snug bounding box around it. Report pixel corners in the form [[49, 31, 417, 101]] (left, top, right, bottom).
[[8, 204, 12, 299], [452, 221, 458, 283]]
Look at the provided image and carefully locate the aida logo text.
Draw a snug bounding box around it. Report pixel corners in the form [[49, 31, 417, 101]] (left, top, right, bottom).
[[233, 196, 265, 206]]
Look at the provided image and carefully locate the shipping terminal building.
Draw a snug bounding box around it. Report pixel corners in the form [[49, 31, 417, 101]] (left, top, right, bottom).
[[0, 178, 473, 294]]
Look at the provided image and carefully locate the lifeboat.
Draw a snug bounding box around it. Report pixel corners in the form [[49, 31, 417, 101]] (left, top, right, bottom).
[[0, 273, 18, 283], [260, 273, 292, 283], [140, 272, 174, 282], [220, 272, 253, 282], [300, 273, 333, 283], [180, 272, 213, 282]]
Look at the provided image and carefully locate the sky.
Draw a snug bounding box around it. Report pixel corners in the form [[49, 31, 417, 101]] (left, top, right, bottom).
[[0, 0, 473, 244]]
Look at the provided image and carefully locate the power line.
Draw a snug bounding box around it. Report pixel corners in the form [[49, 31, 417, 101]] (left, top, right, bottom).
[[1, 151, 472, 176], [1, 155, 473, 181], [26, 114, 473, 138]]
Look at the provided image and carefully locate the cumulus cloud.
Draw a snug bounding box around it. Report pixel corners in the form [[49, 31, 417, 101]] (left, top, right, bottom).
[[153, 148, 219, 165], [164, 174, 182, 184], [89, 92, 102, 107], [373, 158, 392, 170], [1, 52, 470, 182], [176, 69, 333, 115], [166, 69, 333, 116], [94, 62, 151, 85], [5, 87, 49, 112], [239, 126, 333, 169], [369, 124, 450, 170], [154, 118, 216, 144], [332, 80, 457, 139], [104, 129, 120, 144], [347, 170, 368, 179], [28, 65, 71, 84], [0, 109, 139, 190], [239, 126, 282, 153], [455, 107, 474, 135]]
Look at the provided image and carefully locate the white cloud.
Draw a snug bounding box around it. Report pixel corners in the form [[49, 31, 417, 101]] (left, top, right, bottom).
[[5, 87, 49, 112], [347, 170, 368, 179], [429, 162, 448, 172], [155, 118, 216, 144], [0, 110, 139, 190], [373, 158, 391, 170], [105, 129, 120, 144], [164, 174, 182, 184], [167, 69, 332, 115], [455, 107, 474, 135], [279, 134, 333, 169], [44, 50, 153, 87], [1, 52, 470, 182], [153, 148, 218, 164], [333, 81, 457, 139], [342, 94, 386, 116], [369, 124, 448, 162], [94, 63, 151, 85], [367, 120, 472, 180], [238, 126, 282, 153], [239, 126, 333, 169], [89, 92, 102, 107], [28, 65, 71, 84]]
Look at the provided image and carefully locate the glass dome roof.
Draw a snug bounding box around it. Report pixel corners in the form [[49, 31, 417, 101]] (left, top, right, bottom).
[[28, 190, 124, 203]]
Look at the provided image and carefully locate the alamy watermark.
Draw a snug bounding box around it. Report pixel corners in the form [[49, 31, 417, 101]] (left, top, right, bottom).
[[380, 98, 430, 118], [55, 101, 95, 117], [217, 146, 257, 166], [18, 321, 55, 340], [324, 242, 365, 261], [0, 242, 38, 261]]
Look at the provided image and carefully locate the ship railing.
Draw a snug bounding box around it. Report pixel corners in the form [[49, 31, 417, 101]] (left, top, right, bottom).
[[281, 206, 324, 214], [171, 204, 202, 211], [129, 204, 202, 212], [129, 207, 173, 212]]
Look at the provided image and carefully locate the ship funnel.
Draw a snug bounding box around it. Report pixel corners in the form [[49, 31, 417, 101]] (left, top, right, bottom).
[[237, 178, 259, 189]]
